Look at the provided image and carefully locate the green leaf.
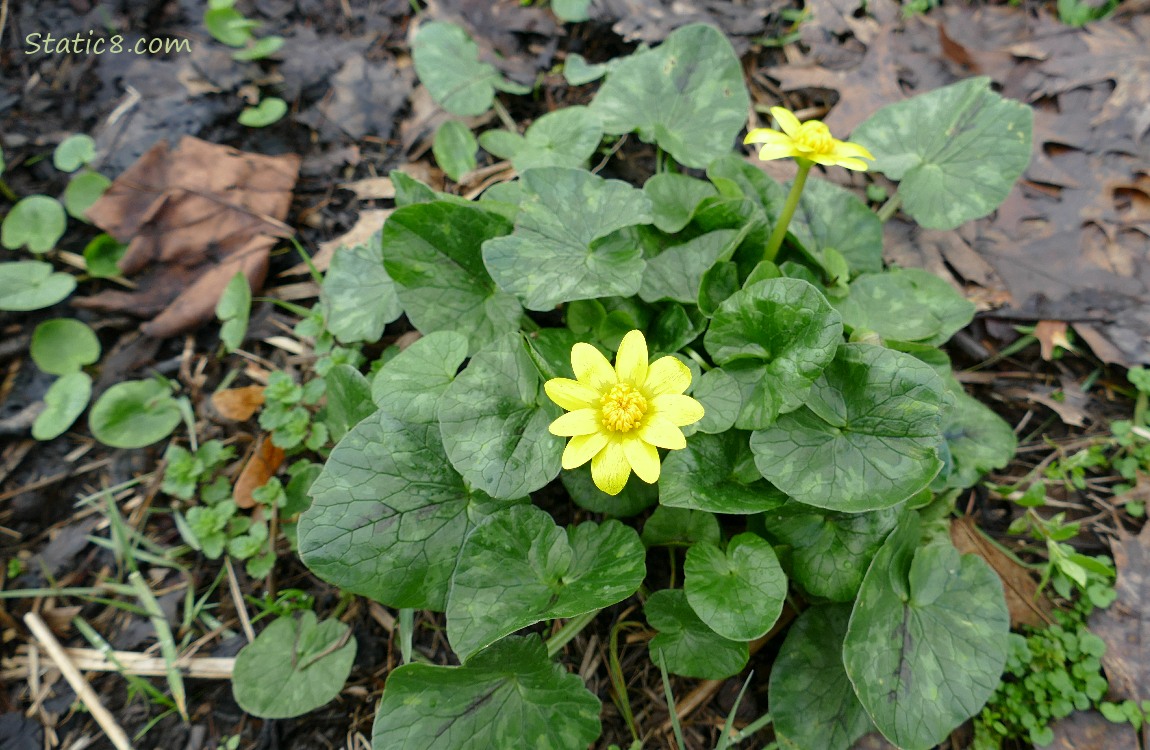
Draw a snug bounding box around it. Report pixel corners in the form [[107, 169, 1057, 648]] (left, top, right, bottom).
[[31, 319, 100, 375], [697, 260, 740, 317], [372, 635, 601, 749], [644, 173, 718, 233], [371, 331, 469, 423], [761, 504, 899, 601], [411, 21, 529, 116], [232, 35, 284, 61], [2, 196, 67, 253], [552, 0, 592, 21], [790, 178, 884, 276], [843, 517, 1010, 750], [852, 76, 1032, 230], [690, 367, 742, 435], [88, 379, 183, 449], [837, 268, 975, 345], [438, 333, 562, 499], [237, 97, 287, 127], [299, 410, 519, 610], [560, 462, 658, 517], [232, 612, 356, 719], [937, 379, 1017, 490], [705, 154, 787, 217], [751, 344, 945, 511], [63, 172, 111, 221], [82, 234, 127, 278], [684, 533, 786, 641], [647, 305, 704, 356], [53, 134, 97, 172], [33, 372, 92, 441], [563, 52, 612, 85], [646, 589, 748, 679], [641, 506, 721, 548], [215, 271, 251, 352], [480, 107, 603, 173], [321, 230, 403, 344], [591, 24, 749, 169], [661, 431, 788, 514], [382, 201, 518, 353], [433, 120, 478, 181], [639, 229, 739, 304], [770, 604, 874, 750], [483, 167, 653, 310], [447, 505, 645, 660], [391, 170, 439, 206], [204, 6, 254, 46], [704, 278, 843, 429], [323, 364, 376, 443], [0, 261, 75, 311]]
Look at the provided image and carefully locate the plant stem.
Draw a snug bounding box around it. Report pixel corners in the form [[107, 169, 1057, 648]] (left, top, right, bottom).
[[491, 98, 517, 133], [545, 608, 601, 658], [399, 607, 414, 664], [763, 159, 812, 262], [876, 192, 902, 222]]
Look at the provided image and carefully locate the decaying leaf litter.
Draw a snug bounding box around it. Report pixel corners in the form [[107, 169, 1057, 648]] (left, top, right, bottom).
[[0, 0, 1148, 748]]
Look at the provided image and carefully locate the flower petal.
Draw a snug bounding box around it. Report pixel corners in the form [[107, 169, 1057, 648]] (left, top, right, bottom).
[[571, 342, 616, 391], [755, 143, 800, 162], [770, 107, 802, 138], [614, 330, 648, 386], [624, 437, 660, 484], [743, 127, 789, 146], [639, 415, 686, 450], [563, 431, 608, 470], [549, 408, 601, 437], [545, 378, 599, 411], [830, 141, 875, 161], [651, 393, 705, 427], [833, 157, 869, 171], [644, 356, 692, 397], [591, 440, 631, 495]]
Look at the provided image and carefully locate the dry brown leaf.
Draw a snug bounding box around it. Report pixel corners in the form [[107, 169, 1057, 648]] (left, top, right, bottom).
[[233, 436, 285, 510], [75, 137, 299, 339], [950, 516, 1055, 629], [1048, 710, 1140, 750], [1034, 320, 1072, 361], [340, 176, 396, 201], [211, 385, 266, 422]]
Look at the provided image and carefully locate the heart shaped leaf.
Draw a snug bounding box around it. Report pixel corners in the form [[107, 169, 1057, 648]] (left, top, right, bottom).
[[33, 372, 92, 441], [479, 107, 603, 172], [644, 173, 717, 233], [790, 178, 884, 276], [433, 120, 478, 181], [371, 330, 469, 424], [684, 533, 786, 641], [937, 379, 1017, 490], [31, 319, 100, 375], [640, 229, 740, 304], [1, 196, 66, 254], [89, 379, 183, 449], [447, 505, 645, 660], [321, 230, 402, 344], [646, 589, 748, 679], [837, 268, 975, 345], [412, 21, 529, 116], [661, 431, 788, 515], [751, 344, 946, 512], [0, 261, 76, 311]]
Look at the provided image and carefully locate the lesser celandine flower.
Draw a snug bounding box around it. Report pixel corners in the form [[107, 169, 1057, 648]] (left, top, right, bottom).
[[745, 107, 875, 171], [544, 330, 704, 496]]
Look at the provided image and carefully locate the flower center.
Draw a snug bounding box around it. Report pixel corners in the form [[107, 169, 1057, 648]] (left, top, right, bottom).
[[794, 121, 833, 154], [600, 383, 647, 433]]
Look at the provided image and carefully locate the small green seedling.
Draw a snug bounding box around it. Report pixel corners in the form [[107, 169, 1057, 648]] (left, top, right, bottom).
[[0, 261, 76, 311], [237, 97, 287, 128], [31, 318, 101, 375], [216, 271, 252, 352], [1, 195, 67, 253], [89, 378, 186, 449]]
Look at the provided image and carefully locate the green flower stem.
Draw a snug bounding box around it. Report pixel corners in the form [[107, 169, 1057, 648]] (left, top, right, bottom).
[[763, 159, 812, 262], [876, 192, 903, 223], [545, 608, 602, 658], [399, 607, 414, 664]]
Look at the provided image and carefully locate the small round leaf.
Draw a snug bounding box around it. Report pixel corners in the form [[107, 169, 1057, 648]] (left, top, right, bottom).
[[684, 533, 786, 641], [33, 372, 92, 441], [31, 319, 101, 375], [89, 379, 183, 448], [2, 196, 67, 254], [646, 589, 748, 679], [0, 261, 76, 311], [53, 134, 97, 172], [63, 172, 112, 221]]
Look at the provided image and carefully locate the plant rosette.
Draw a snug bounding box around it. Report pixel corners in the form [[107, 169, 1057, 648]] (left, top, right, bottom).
[[291, 24, 1031, 750]]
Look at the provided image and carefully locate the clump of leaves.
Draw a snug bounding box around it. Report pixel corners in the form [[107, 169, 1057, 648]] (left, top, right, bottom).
[[161, 440, 236, 501]]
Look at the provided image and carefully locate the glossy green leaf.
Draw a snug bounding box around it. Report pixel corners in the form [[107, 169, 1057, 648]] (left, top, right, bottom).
[[33, 372, 92, 441], [82, 234, 127, 278], [31, 319, 100, 375], [323, 364, 375, 443], [321, 230, 402, 344], [438, 333, 561, 499], [852, 77, 1032, 230], [750, 344, 946, 512], [641, 506, 721, 548], [591, 24, 749, 169], [382, 201, 519, 353], [684, 533, 786, 641], [412, 21, 529, 116], [215, 271, 251, 352], [770, 604, 874, 750], [0, 261, 75, 311], [2, 196, 66, 254], [761, 504, 899, 601], [373, 635, 601, 749], [237, 97, 287, 127], [433, 120, 478, 181], [89, 379, 182, 449], [371, 331, 468, 423], [644, 173, 718, 233], [705, 154, 786, 217], [704, 278, 843, 429], [661, 431, 788, 514], [790, 178, 884, 276], [447, 505, 645, 660], [63, 172, 111, 221], [232, 612, 356, 719], [690, 367, 742, 435], [937, 379, 1017, 490], [479, 107, 603, 172], [560, 462, 658, 518], [647, 306, 704, 357], [482, 167, 652, 310], [697, 260, 740, 317], [843, 517, 1009, 750], [646, 589, 748, 679], [299, 410, 518, 610], [391, 170, 439, 206], [837, 268, 975, 345], [640, 229, 739, 304], [53, 134, 97, 172]]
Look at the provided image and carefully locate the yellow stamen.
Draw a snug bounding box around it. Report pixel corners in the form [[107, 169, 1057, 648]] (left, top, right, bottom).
[[794, 121, 833, 155], [600, 383, 647, 433]]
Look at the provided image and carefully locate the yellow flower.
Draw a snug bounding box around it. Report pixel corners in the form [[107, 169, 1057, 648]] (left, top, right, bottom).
[[745, 107, 875, 171], [544, 330, 704, 496]]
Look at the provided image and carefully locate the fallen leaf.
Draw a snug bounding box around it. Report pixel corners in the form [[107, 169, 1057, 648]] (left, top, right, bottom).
[[211, 385, 266, 422], [316, 56, 413, 141], [284, 208, 392, 276], [233, 436, 285, 510], [1034, 320, 1072, 361], [75, 137, 299, 339], [590, 0, 777, 52], [950, 516, 1055, 629], [1048, 710, 1140, 750], [340, 176, 396, 201]]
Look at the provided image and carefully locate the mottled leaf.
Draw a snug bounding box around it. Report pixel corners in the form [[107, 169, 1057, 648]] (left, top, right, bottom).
[[661, 431, 788, 514], [640, 229, 739, 304], [412, 21, 529, 116], [479, 107, 603, 172], [684, 533, 786, 641], [644, 172, 718, 233], [321, 232, 402, 344], [790, 178, 884, 276], [641, 506, 721, 548], [323, 364, 375, 443], [837, 268, 975, 345], [647, 589, 748, 679], [690, 367, 742, 435], [371, 331, 468, 423]]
